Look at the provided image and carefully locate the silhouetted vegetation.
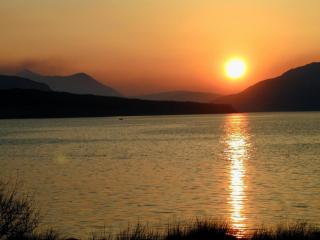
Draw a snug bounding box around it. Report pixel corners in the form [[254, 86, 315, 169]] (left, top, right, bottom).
[[0, 180, 60, 240], [164, 219, 236, 240], [90, 221, 320, 240], [89, 220, 236, 240], [0, 180, 38, 239], [1, 181, 320, 239], [251, 223, 320, 240]]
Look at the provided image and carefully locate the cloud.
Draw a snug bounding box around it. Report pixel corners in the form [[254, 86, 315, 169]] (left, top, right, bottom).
[[0, 58, 70, 75]]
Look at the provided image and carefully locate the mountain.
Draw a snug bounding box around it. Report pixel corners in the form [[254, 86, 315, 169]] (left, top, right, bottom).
[[17, 70, 121, 97], [215, 62, 320, 112], [0, 75, 51, 91], [0, 89, 235, 119], [137, 91, 220, 103]]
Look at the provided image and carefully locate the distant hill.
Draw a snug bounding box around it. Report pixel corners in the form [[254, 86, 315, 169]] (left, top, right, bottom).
[[0, 75, 51, 91], [137, 91, 220, 103], [17, 70, 121, 97], [215, 62, 320, 112], [0, 89, 235, 119]]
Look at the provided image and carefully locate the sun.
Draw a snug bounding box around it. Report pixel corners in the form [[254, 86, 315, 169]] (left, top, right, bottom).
[[225, 58, 247, 79]]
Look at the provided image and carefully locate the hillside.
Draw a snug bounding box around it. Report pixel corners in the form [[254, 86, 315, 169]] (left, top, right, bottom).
[[17, 70, 121, 97], [0, 89, 235, 119], [137, 91, 220, 103], [216, 62, 320, 112], [0, 75, 51, 91]]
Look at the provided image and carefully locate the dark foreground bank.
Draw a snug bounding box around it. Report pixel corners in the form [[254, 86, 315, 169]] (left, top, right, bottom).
[[88, 221, 320, 240], [0, 89, 235, 119], [1, 181, 320, 240]]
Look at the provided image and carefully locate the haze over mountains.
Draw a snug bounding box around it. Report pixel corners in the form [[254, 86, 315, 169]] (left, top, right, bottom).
[[0, 75, 51, 92], [1, 62, 320, 117], [12, 70, 219, 103], [216, 62, 320, 112], [137, 91, 220, 103], [0, 71, 234, 118], [17, 70, 121, 97]]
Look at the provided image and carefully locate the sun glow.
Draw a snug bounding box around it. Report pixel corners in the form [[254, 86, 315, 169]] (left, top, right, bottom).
[[225, 58, 247, 79]]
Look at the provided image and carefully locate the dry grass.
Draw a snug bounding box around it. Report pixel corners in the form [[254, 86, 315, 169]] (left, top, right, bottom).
[[251, 222, 320, 240], [1, 181, 320, 240]]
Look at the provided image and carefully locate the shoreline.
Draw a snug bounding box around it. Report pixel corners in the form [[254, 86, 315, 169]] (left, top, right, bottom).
[[36, 220, 320, 240]]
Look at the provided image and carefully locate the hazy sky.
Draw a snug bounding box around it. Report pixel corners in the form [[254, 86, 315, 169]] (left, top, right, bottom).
[[1, 0, 320, 95]]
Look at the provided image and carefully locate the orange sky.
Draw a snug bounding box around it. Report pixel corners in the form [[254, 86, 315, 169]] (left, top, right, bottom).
[[1, 0, 320, 96]]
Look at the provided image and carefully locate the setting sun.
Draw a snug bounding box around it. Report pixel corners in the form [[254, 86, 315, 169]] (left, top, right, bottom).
[[225, 58, 247, 79]]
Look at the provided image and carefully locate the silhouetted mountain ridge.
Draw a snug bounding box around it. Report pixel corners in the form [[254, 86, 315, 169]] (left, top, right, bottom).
[[0, 75, 51, 91], [0, 89, 235, 119], [215, 62, 320, 112], [137, 91, 220, 103], [17, 70, 121, 97]]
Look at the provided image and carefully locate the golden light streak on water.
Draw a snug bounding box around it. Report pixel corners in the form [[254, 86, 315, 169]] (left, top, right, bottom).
[[224, 114, 251, 236]]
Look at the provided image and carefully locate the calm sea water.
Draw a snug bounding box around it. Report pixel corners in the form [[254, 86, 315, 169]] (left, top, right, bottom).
[[1, 113, 320, 237]]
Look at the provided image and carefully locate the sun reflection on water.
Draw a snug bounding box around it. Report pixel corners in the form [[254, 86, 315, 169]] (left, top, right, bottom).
[[223, 114, 251, 235]]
